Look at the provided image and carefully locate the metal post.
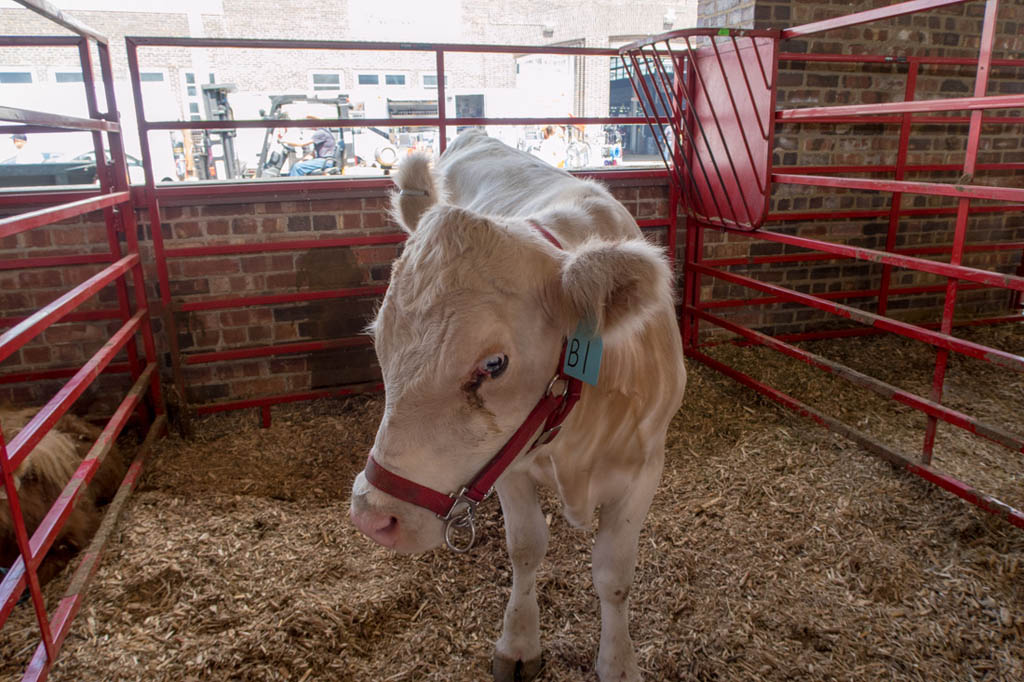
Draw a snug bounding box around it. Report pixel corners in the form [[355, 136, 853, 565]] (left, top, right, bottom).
[[921, 0, 1000, 462], [125, 38, 180, 417], [877, 61, 918, 317], [436, 49, 447, 154]]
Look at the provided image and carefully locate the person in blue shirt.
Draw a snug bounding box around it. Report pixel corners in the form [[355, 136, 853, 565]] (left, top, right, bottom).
[[283, 117, 338, 176]]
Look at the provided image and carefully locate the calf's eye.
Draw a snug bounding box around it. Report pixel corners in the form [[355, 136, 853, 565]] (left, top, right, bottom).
[[479, 354, 509, 379]]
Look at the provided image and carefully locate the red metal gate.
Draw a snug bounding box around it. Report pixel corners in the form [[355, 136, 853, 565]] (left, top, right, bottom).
[[622, 0, 1024, 528], [0, 2, 165, 680]]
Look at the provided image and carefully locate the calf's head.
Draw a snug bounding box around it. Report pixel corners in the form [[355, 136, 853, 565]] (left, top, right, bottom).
[[349, 154, 672, 552]]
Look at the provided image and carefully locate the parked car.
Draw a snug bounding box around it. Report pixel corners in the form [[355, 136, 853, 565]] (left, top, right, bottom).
[[68, 150, 175, 184], [0, 150, 172, 188]]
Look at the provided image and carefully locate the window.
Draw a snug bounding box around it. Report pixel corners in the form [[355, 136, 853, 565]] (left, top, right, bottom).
[[609, 56, 672, 81], [54, 70, 83, 83], [0, 71, 32, 84], [311, 72, 342, 91], [422, 73, 448, 88], [385, 74, 406, 86], [183, 72, 214, 122], [357, 73, 379, 85], [140, 72, 165, 82]]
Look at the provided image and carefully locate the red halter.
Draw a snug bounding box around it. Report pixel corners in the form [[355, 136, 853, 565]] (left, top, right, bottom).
[[364, 221, 583, 551]]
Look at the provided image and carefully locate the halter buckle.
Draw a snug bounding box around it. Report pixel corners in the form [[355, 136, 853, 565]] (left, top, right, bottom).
[[442, 488, 483, 553], [531, 373, 571, 448]]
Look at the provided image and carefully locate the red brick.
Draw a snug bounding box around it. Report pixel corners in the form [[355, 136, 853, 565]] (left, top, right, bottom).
[[230, 376, 289, 398], [637, 186, 666, 200], [228, 275, 258, 291], [183, 365, 215, 384], [45, 323, 105, 344], [205, 220, 230, 236], [54, 345, 86, 364], [219, 310, 256, 327], [180, 258, 241, 277], [611, 187, 639, 202], [311, 198, 362, 212], [354, 246, 399, 265], [274, 324, 299, 341], [312, 214, 337, 231], [248, 325, 272, 342], [265, 272, 296, 289], [51, 228, 86, 246], [85, 225, 108, 243], [271, 254, 295, 270], [232, 217, 259, 234], [240, 255, 294, 275], [19, 269, 63, 288], [221, 328, 248, 345], [192, 329, 220, 348], [269, 357, 307, 373], [340, 213, 363, 229], [32, 290, 63, 307], [22, 230, 51, 248], [173, 221, 203, 239], [161, 206, 191, 220], [261, 217, 284, 233], [363, 197, 390, 210], [240, 255, 271, 273], [21, 346, 51, 364], [287, 215, 311, 231], [362, 211, 390, 229], [256, 201, 301, 214], [202, 203, 253, 217]]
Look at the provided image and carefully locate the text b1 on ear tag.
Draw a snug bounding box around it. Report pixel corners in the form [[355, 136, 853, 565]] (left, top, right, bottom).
[[562, 320, 603, 386]]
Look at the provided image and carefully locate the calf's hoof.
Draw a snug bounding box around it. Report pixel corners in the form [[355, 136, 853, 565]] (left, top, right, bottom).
[[493, 653, 542, 682]]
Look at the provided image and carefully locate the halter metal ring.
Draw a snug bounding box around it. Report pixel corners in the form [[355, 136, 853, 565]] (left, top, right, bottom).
[[545, 373, 569, 399], [442, 489, 479, 553]]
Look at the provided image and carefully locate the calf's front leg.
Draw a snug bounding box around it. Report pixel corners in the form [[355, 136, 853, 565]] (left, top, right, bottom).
[[493, 472, 548, 682], [591, 449, 663, 682]]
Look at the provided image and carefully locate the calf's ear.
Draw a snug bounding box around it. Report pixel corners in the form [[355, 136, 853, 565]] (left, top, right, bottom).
[[390, 153, 444, 233], [558, 238, 674, 345]]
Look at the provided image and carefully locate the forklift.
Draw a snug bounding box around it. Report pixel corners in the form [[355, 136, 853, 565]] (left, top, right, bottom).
[[255, 94, 356, 178], [194, 83, 243, 180]]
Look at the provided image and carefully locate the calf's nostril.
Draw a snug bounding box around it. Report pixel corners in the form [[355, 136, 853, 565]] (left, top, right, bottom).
[[377, 516, 399, 537], [351, 507, 402, 547]]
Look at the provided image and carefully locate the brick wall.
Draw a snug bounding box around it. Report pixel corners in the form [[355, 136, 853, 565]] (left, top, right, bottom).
[[0, 178, 671, 414], [0, 214, 139, 417], [690, 0, 1024, 339]]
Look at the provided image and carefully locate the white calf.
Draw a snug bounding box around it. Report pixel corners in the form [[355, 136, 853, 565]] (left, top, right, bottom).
[[350, 130, 685, 681]]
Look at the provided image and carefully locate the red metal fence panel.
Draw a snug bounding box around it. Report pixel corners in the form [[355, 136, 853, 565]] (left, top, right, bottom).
[[622, 29, 778, 230], [622, 0, 1024, 530], [0, 3, 164, 680]]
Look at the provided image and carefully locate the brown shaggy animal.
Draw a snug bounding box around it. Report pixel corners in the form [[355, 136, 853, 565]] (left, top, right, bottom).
[[1, 408, 125, 586]]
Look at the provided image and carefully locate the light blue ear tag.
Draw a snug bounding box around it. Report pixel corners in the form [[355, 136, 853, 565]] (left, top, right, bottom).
[[562, 319, 603, 386]]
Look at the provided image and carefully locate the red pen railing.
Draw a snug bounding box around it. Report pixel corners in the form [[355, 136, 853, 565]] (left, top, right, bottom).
[[0, 2, 165, 680], [621, 0, 1024, 529]]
